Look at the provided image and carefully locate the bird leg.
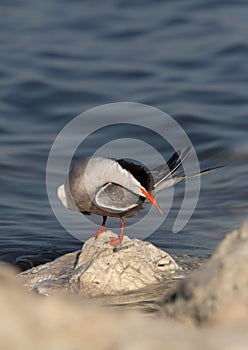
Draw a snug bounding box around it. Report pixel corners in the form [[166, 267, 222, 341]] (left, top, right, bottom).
[[91, 216, 107, 239], [109, 217, 125, 249]]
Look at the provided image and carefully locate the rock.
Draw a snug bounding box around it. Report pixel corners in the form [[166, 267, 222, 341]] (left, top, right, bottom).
[[2, 261, 248, 350], [160, 222, 248, 325], [19, 230, 180, 296]]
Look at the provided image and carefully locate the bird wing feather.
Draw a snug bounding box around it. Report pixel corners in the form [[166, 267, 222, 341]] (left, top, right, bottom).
[[151, 147, 191, 187], [94, 183, 140, 213], [152, 147, 223, 193], [154, 165, 224, 193]]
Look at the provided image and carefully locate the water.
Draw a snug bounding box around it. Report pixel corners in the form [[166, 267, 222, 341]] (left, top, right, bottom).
[[1, 0, 248, 271]]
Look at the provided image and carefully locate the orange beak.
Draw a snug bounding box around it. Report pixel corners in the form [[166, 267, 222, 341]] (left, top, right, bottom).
[[139, 187, 163, 215]]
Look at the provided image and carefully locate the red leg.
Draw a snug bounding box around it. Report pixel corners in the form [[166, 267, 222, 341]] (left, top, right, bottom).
[[91, 216, 107, 239], [109, 218, 125, 249]]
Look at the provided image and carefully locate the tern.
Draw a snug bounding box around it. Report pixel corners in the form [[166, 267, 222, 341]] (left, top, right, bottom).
[[58, 148, 220, 249]]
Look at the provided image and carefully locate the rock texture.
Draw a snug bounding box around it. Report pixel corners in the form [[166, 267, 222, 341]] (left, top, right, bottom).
[[20, 230, 179, 296], [160, 222, 248, 325], [2, 224, 248, 349], [1, 257, 248, 350]]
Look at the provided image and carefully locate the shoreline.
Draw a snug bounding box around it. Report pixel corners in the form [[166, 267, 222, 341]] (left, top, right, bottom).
[[1, 222, 248, 349]]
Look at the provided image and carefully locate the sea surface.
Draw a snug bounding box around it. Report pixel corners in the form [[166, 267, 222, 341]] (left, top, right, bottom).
[[1, 0, 248, 272]]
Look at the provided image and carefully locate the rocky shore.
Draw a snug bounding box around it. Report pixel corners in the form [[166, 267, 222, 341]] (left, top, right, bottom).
[[1, 222, 248, 349], [19, 230, 180, 297]]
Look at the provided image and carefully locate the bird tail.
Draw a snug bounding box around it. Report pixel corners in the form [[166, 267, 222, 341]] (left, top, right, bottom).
[[155, 165, 224, 193], [152, 148, 223, 193]]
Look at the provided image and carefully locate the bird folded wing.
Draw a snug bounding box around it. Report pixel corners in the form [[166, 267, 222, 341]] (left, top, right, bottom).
[[94, 183, 139, 213]]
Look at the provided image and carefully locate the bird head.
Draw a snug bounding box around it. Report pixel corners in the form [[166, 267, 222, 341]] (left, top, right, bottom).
[[104, 159, 163, 215]]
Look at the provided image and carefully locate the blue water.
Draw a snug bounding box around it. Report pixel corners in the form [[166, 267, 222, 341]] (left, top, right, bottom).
[[1, 0, 248, 269]]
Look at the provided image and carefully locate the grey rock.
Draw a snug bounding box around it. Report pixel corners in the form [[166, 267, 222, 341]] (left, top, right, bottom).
[[20, 230, 180, 296], [160, 222, 248, 325]]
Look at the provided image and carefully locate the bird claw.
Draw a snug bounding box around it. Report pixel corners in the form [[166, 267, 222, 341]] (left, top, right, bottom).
[[113, 245, 122, 252], [109, 237, 122, 251], [91, 228, 105, 239]]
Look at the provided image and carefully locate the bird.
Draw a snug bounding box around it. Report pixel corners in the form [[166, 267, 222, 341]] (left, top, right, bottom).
[[57, 148, 221, 250]]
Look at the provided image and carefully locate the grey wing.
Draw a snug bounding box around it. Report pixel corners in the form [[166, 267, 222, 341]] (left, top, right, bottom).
[[94, 183, 140, 213], [152, 147, 191, 188]]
